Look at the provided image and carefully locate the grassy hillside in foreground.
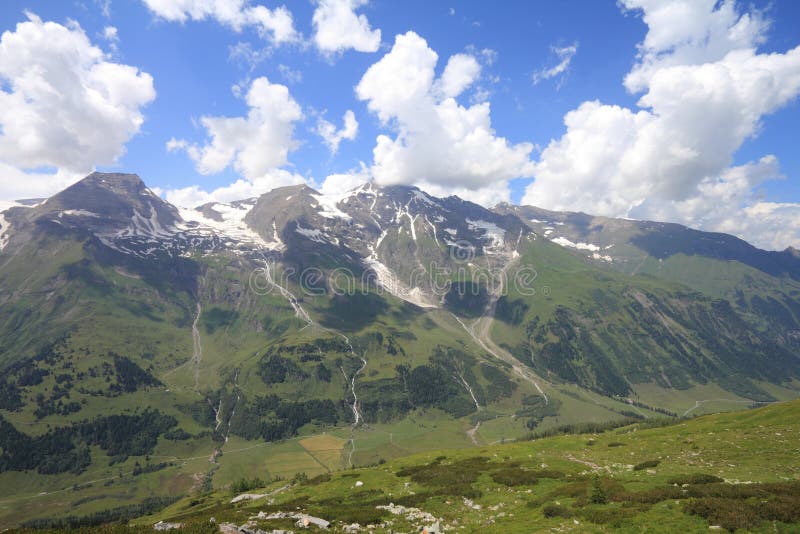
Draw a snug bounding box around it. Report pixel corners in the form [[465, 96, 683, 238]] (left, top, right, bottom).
[[8, 399, 796, 533]]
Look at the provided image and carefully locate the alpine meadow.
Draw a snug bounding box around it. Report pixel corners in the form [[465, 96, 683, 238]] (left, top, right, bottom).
[[0, 1, 799, 533]]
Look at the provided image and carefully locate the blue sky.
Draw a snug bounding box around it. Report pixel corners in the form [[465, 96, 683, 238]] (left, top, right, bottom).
[[0, 0, 798, 249]]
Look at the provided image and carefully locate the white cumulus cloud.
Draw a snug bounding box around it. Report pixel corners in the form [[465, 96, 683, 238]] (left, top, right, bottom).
[[166, 76, 306, 206], [524, 0, 800, 250], [312, 0, 381, 55], [319, 163, 371, 195], [355, 31, 535, 203], [317, 110, 359, 154], [0, 13, 155, 201], [142, 0, 298, 45]]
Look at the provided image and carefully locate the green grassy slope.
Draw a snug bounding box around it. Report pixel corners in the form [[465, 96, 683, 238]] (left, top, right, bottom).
[[95, 399, 800, 533], [491, 236, 800, 402]]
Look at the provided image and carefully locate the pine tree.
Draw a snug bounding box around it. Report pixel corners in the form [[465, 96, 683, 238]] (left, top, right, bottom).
[[589, 474, 607, 504]]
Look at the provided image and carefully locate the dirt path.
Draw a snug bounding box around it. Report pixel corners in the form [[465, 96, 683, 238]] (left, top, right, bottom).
[[682, 398, 762, 416], [565, 454, 607, 472], [466, 421, 481, 446]]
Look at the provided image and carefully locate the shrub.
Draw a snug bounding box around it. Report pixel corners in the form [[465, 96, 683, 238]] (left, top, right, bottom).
[[667, 473, 723, 485], [683, 498, 761, 531], [578, 506, 637, 527], [542, 504, 572, 518], [491, 468, 539, 487], [632, 460, 660, 471], [531, 469, 565, 479], [590, 475, 608, 504], [231, 477, 267, 495], [618, 486, 683, 504], [164, 428, 192, 441], [304, 473, 332, 486]]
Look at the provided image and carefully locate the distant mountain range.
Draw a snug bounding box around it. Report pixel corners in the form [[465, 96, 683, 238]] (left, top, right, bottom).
[[0, 172, 798, 527]]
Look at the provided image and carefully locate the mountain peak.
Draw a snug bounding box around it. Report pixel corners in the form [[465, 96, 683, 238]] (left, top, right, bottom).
[[81, 171, 145, 187], [47, 172, 163, 210]]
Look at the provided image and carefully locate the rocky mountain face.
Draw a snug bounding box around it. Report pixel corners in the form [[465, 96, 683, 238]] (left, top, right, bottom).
[[495, 203, 800, 284], [0, 172, 799, 527]]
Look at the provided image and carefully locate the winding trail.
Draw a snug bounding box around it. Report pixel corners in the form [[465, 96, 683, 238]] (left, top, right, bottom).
[[565, 454, 608, 473], [191, 302, 203, 391], [682, 398, 764, 416], [451, 312, 548, 405], [466, 421, 481, 446]]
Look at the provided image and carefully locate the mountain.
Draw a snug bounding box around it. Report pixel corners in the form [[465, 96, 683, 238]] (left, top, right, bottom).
[[494, 203, 800, 291], [0, 172, 798, 528]]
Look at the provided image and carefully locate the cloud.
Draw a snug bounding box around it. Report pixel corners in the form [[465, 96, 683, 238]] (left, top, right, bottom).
[[355, 31, 535, 200], [102, 25, 118, 41], [319, 163, 371, 195], [532, 42, 578, 85], [142, 0, 298, 45], [524, 1, 800, 250], [166, 76, 306, 205], [95, 0, 112, 18], [629, 155, 800, 250], [163, 168, 305, 207], [316, 110, 358, 154], [312, 0, 381, 55], [621, 0, 769, 92], [102, 25, 119, 52], [416, 180, 512, 207], [228, 41, 271, 71], [434, 53, 481, 98], [0, 13, 155, 201], [277, 63, 302, 84]]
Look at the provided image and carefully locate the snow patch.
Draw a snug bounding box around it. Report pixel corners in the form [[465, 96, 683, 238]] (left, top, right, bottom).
[[375, 229, 388, 250], [466, 219, 505, 248], [177, 202, 281, 251], [411, 189, 440, 208], [60, 209, 100, 218], [311, 192, 352, 220], [0, 212, 12, 251], [295, 225, 327, 243], [550, 236, 601, 251], [364, 257, 437, 309], [591, 252, 613, 262]]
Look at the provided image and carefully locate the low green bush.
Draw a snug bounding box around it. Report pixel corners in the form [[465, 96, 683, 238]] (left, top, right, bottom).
[[632, 459, 660, 471]]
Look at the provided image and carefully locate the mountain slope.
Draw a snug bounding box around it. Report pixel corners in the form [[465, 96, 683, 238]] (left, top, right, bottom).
[[0, 173, 798, 528], [129, 399, 800, 533]]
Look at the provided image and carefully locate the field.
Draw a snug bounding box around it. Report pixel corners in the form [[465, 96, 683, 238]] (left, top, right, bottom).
[[82, 399, 800, 533]]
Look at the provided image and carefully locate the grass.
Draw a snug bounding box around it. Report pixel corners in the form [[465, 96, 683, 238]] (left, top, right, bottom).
[[104, 399, 800, 533]]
